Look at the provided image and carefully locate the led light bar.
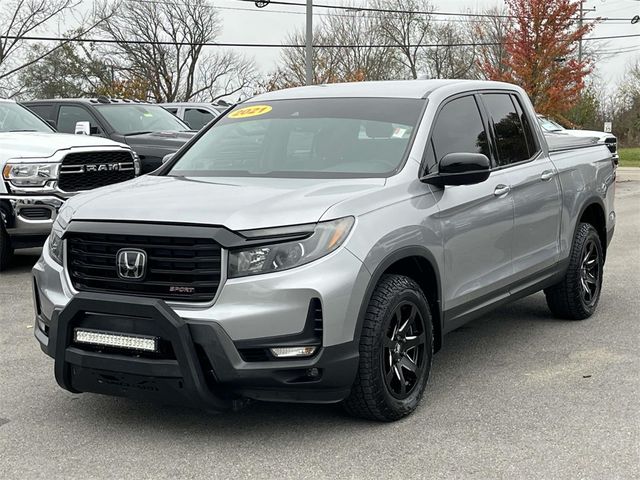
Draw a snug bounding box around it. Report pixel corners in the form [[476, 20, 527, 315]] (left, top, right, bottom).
[[270, 346, 317, 358], [74, 328, 158, 352]]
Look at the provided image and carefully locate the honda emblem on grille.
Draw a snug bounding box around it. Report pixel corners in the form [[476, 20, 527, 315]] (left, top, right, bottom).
[[116, 249, 147, 280]]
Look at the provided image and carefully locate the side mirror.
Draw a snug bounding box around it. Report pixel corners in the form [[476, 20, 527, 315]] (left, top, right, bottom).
[[46, 119, 57, 129], [422, 152, 491, 187], [162, 153, 174, 164], [75, 121, 91, 135]]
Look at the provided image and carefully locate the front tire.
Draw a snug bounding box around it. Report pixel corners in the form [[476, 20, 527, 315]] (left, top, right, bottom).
[[343, 274, 433, 421], [0, 225, 13, 272], [544, 223, 604, 320]]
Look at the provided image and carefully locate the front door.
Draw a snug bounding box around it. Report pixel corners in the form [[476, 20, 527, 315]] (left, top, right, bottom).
[[426, 94, 515, 326]]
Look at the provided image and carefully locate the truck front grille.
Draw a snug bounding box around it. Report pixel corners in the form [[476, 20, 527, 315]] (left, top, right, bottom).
[[58, 150, 136, 192], [67, 232, 222, 302]]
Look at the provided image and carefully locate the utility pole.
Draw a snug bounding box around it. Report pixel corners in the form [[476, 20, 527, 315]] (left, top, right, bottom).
[[305, 0, 313, 85], [578, 0, 583, 63], [578, 1, 596, 63]]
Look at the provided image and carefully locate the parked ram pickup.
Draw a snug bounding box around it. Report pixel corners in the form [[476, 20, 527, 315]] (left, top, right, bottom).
[[33, 80, 616, 421], [0, 99, 140, 271]]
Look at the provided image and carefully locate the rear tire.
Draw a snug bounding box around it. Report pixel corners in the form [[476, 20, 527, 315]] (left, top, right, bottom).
[[0, 225, 13, 272], [544, 223, 603, 320], [343, 274, 433, 421]]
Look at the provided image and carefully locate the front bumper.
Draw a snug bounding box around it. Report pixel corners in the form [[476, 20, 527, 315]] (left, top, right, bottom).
[[35, 293, 359, 408], [0, 195, 63, 247], [33, 241, 371, 407]]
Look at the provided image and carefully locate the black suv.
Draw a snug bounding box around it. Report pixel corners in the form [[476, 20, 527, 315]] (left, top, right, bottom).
[[23, 98, 196, 173]]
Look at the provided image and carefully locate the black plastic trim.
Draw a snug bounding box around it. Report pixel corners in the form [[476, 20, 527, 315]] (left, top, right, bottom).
[[354, 246, 443, 352], [39, 293, 358, 408]]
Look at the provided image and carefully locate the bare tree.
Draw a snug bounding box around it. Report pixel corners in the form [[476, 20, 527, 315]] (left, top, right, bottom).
[[373, 0, 432, 79], [424, 21, 477, 79], [473, 7, 509, 79], [0, 0, 117, 96], [264, 7, 401, 90], [98, 0, 256, 102]]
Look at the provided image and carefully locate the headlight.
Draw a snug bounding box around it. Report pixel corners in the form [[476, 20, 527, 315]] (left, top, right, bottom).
[[48, 206, 73, 265], [229, 217, 355, 278], [2, 162, 59, 187]]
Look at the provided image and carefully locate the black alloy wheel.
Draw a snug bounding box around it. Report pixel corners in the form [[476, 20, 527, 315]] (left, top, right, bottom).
[[382, 301, 428, 399], [579, 237, 601, 308]]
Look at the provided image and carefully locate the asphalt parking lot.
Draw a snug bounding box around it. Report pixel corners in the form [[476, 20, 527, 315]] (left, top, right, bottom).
[[1, 171, 638, 480]]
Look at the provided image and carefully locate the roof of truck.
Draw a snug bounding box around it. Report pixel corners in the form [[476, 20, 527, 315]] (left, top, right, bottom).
[[251, 79, 519, 102], [23, 97, 152, 105]]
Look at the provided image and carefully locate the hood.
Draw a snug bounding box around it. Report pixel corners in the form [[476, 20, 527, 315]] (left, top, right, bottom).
[[66, 175, 386, 231], [564, 129, 615, 141], [0, 132, 129, 160], [123, 131, 196, 151], [547, 129, 615, 141]]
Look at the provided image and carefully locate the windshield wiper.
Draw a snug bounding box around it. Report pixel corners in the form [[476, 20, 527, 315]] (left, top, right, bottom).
[[125, 131, 153, 136], [8, 129, 38, 132]]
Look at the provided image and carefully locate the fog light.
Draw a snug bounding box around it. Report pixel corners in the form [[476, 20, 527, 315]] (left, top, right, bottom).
[[270, 346, 317, 358], [74, 328, 158, 352]]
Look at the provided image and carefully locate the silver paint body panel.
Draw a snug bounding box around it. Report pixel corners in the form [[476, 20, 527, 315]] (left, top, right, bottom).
[[33, 80, 616, 348]]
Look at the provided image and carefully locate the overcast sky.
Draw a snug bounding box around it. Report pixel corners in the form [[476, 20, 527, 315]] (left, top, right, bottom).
[[53, 0, 640, 87], [212, 0, 639, 85]]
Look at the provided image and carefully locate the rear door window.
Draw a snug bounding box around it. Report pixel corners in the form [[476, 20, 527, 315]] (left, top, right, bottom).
[[184, 108, 215, 130], [482, 93, 531, 166], [25, 104, 54, 122]]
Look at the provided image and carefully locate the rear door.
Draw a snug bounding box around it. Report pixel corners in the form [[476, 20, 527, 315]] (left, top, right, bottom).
[[426, 94, 515, 325], [479, 92, 562, 284]]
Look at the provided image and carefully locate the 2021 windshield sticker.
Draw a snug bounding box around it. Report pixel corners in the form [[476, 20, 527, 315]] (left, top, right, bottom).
[[228, 105, 272, 119]]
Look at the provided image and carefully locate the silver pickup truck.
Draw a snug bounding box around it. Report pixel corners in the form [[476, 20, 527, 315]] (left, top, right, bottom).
[[0, 99, 139, 270], [32, 80, 616, 421]]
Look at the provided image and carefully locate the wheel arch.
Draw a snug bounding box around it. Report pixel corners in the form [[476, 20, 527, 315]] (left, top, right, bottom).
[[576, 197, 607, 259], [355, 247, 443, 352]]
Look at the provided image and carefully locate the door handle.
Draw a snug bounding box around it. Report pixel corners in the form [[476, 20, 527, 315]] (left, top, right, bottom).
[[540, 170, 556, 181], [494, 184, 510, 196]]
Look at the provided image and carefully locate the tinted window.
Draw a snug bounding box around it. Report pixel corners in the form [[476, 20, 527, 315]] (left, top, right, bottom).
[[25, 104, 53, 122], [431, 96, 490, 164], [164, 107, 178, 114], [513, 96, 538, 157], [482, 94, 530, 166], [184, 108, 215, 130], [170, 98, 425, 178], [94, 104, 188, 134], [57, 105, 100, 134]]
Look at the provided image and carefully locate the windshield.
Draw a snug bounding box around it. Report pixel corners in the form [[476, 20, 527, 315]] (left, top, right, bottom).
[[95, 104, 190, 135], [168, 98, 425, 178], [0, 102, 54, 133], [538, 115, 564, 132]]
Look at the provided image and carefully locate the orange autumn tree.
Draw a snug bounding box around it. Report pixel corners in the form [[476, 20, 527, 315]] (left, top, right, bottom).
[[479, 0, 594, 117]]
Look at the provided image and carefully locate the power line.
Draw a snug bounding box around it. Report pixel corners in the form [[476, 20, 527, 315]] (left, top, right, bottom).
[[1, 32, 638, 48], [234, 0, 637, 22], [130, 0, 635, 23]]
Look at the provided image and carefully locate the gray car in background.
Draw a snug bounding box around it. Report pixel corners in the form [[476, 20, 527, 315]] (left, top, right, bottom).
[[23, 98, 196, 173], [33, 80, 616, 421]]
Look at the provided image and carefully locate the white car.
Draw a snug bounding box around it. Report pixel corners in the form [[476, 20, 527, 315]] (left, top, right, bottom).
[[0, 99, 140, 270], [537, 114, 618, 163]]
